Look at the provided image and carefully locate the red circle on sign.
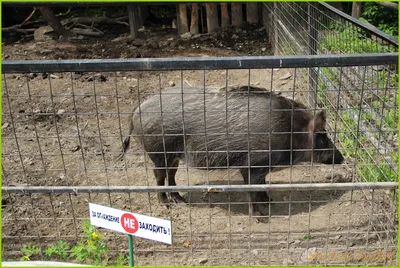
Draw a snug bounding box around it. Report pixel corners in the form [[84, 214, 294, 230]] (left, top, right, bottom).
[[121, 213, 139, 234]]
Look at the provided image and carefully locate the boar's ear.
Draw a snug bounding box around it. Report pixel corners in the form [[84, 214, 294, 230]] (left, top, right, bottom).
[[314, 111, 326, 131]]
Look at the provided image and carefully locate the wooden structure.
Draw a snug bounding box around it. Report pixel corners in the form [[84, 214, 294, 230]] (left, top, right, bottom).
[[177, 2, 261, 35]]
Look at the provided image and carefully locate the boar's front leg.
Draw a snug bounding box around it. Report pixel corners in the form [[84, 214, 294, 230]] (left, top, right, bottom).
[[240, 168, 272, 222]]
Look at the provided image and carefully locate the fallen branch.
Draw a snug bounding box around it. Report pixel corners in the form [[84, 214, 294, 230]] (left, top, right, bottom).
[[25, 7, 72, 26], [21, 8, 37, 26], [65, 16, 129, 27], [2, 7, 37, 34], [75, 23, 104, 34], [376, 1, 398, 10], [70, 28, 103, 37]]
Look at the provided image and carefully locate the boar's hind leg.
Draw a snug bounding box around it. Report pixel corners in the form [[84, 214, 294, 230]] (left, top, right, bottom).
[[151, 155, 185, 206], [240, 168, 272, 220]]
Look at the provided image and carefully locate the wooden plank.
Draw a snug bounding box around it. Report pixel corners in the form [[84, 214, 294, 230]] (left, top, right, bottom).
[[206, 3, 218, 33], [221, 3, 229, 27], [231, 3, 243, 27], [179, 4, 189, 34], [246, 3, 259, 24], [190, 3, 199, 34]]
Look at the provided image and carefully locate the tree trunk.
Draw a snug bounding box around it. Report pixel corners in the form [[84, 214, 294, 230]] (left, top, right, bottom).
[[190, 3, 199, 34], [221, 3, 229, 27], [178, 4, 189, 34], [38, 6, 69, 37], [206, 3, 218, 33], [351, 2, 362, 19], [127, 4, 137, 38], [231, 3, 243, 27], [246, 3, 259, 24]]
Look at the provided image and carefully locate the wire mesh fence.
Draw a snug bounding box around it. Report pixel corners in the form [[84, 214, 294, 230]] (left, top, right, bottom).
[[2, 53, 398, 265], [262, 2, 398, 183], [1, 2, 399, 266]]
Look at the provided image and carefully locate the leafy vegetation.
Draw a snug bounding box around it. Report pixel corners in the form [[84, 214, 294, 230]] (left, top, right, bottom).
[[18, 220, 129, 266], [361, 2, 398, 36]]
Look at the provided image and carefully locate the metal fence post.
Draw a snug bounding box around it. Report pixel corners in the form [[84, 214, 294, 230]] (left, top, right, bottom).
[[308, 3, 318, 107], [273, 2, 279, 55]]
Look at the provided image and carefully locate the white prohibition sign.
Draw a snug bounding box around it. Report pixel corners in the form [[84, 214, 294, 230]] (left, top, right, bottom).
[[89, 203, 172, 244]]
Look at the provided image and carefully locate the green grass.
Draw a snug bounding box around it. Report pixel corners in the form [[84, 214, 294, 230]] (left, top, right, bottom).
[[320, 24, 395, 54], [316, 80, 397, 182]]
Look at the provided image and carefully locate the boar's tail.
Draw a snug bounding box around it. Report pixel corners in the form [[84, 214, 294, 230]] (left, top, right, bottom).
[[115, 105, 138, 162], [122, 114, 134, 153]]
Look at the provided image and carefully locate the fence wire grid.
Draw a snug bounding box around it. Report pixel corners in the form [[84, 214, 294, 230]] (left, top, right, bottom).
[[2, 2, 399, 267]]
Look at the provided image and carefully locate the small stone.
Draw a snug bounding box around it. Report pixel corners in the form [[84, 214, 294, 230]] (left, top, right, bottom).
[[278, 240, 286, 245], [167, 37, 174, 41], [290, 239, 301, 244], [123, 77, 127, 80], [2, 123, 9, 129], [50, 74, 59, 79], [325, 172, 344, 182], [284, 259, 294, 265], [27, 73, 37, 79], [254, 81, 260, 85], [261, 47, 267, 52], [372, 65, 384, 72], [180, 32, 192, 39], [191, 34, 202, 39], [281, 80, 288, 85], [131, 39, 145, 46], [279, 72, 292, 80], [98, 75, 107, 82], [199, 258, 208, 264], [183, 241, 191, 248], [251, 249, 259, 255], [71, 146, 80, 152], [57, 109, 65, 115], [232, 34, 239, 39], [333, 235, 342, 240], [172, 19, 177, 29], [368, 233, 378, 240], [169, 81, 175, 87]]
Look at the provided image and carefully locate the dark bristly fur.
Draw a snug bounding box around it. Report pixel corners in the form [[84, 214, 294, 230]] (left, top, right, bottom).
[[121, 86, 344, 220]]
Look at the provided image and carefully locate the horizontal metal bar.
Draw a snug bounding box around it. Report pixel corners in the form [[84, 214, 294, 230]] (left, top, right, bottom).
[[319, 2, 398, 46], [2, 182, 398, 194], [2, 53, 398, 73], [1, 1, 167, 7]]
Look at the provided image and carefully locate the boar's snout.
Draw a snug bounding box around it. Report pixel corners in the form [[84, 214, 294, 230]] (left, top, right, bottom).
[[322, 149, 345, 165]]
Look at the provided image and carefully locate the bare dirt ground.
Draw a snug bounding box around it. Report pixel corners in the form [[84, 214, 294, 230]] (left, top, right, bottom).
[[2, 22, 397, 266]]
